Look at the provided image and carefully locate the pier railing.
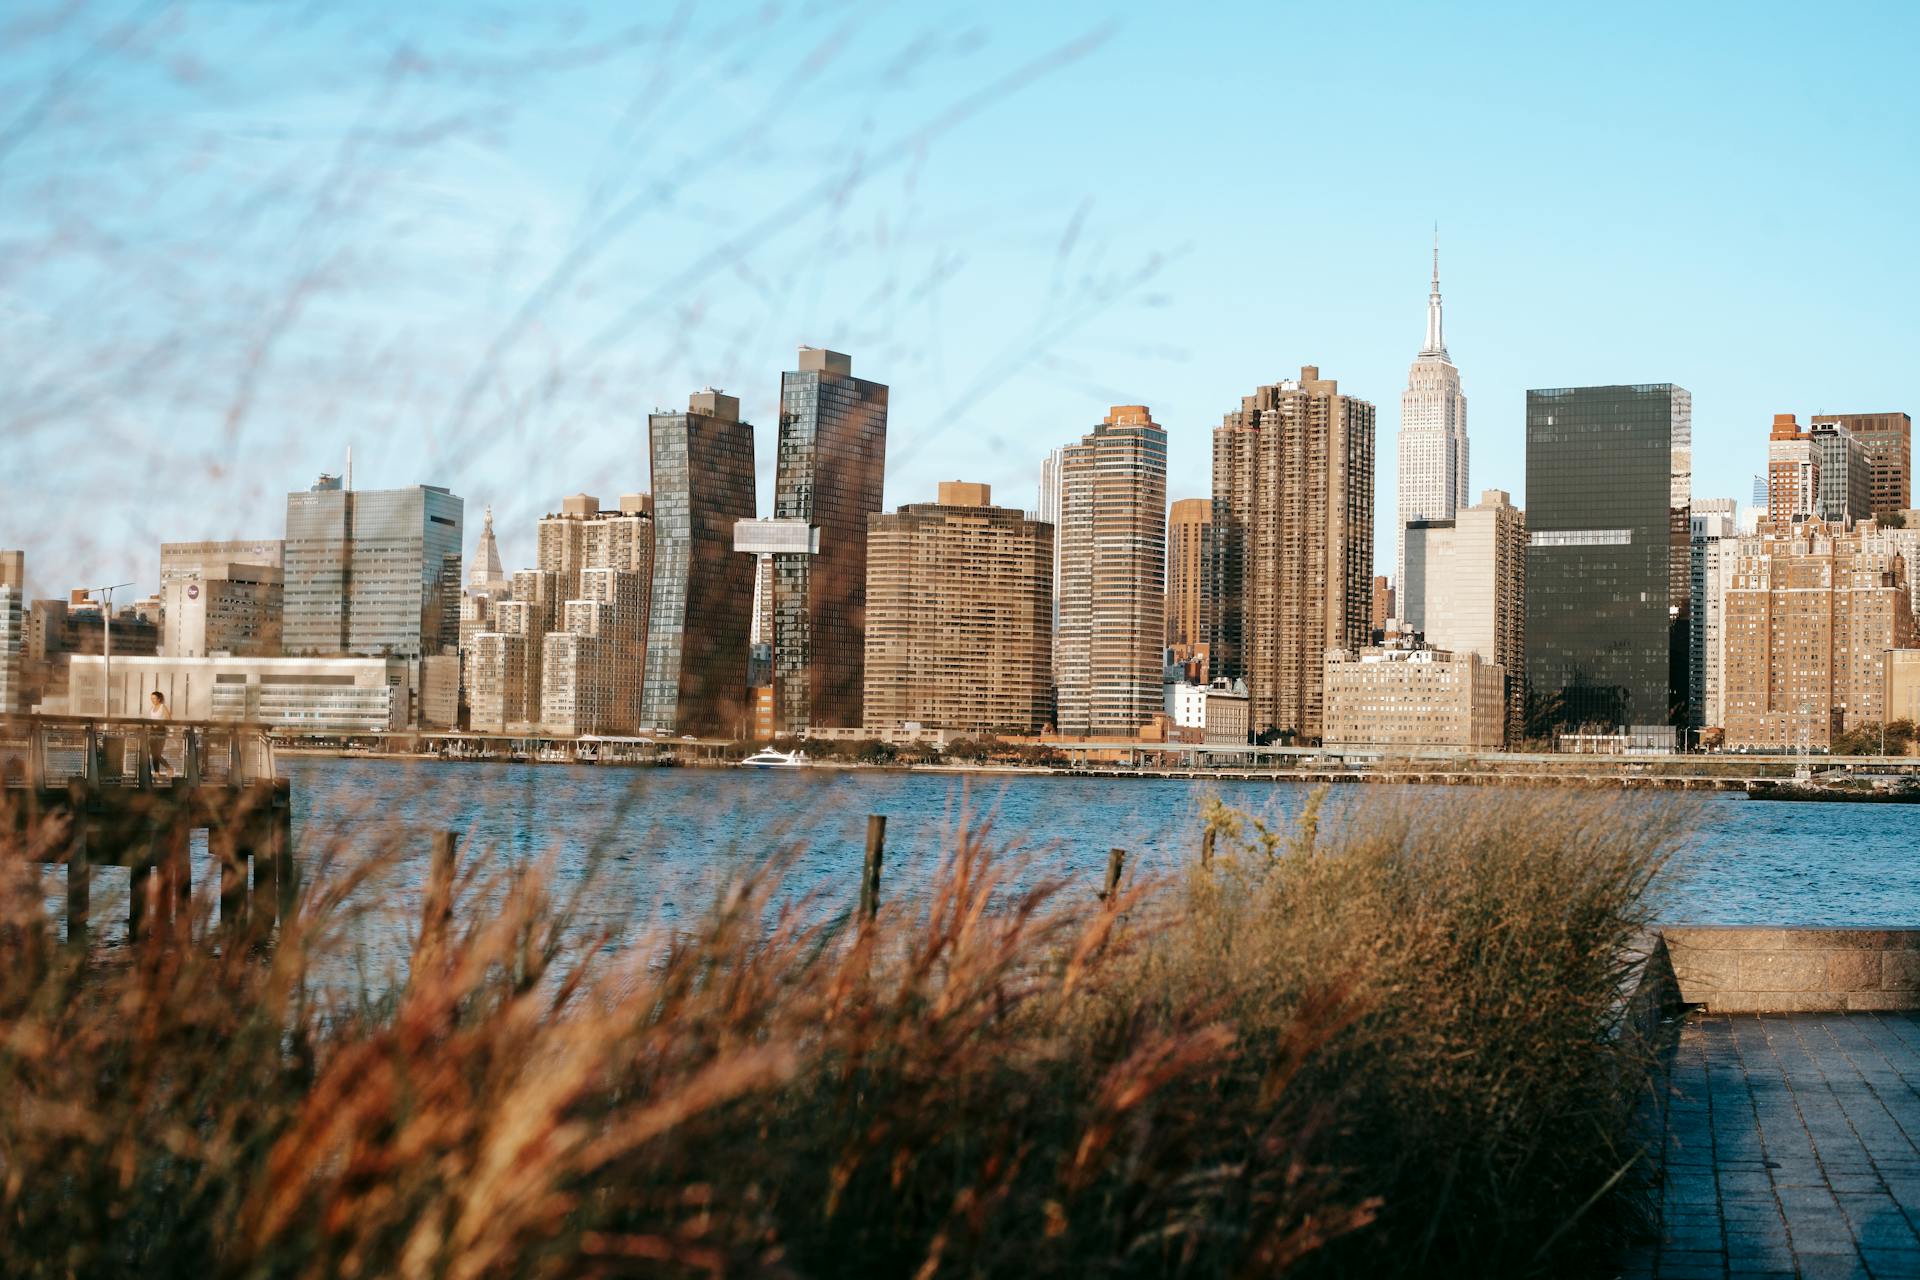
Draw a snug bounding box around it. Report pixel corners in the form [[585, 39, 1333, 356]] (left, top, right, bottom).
[[0, 715, 277, 791], [1, 716, 290, 943]]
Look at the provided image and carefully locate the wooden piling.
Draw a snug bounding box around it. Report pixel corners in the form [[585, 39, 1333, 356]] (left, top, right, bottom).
[[65, 780, 90, 947], [155, 815, 191, 944], [246, 794, 276, 927], [213, 813, 248, 932], [129, 858, 152, 941], [860, 814, 886, 922], [420, 831, 459, 964], [1102, 847, 1126, 905], [272, 796, 296, 922]]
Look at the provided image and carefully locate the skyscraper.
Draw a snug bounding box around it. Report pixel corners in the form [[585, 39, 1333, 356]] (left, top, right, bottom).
[[1396, 236, 1469, 589], [1038, 445, 1065, 687], [1166, 498, 1213, 659], [1056, 406, 1168, 736], [1525, 384, 1691, 744], [0, 551, 23, 716], [863, 482, 1053, 735], [642, 389, 758, 737], [1212, 367, 1376, 743], [1812, 411, 1911, 518], [282, 479, 463, 659], [762, 347, 888, 734], [1402, 489, 1527, 744]]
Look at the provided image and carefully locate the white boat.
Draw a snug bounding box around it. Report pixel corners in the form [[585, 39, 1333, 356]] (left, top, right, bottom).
[[739, 747, 810, 769]]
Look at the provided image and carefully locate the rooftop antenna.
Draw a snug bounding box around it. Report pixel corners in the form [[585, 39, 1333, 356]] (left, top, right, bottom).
[[345, 444, 353, 492]]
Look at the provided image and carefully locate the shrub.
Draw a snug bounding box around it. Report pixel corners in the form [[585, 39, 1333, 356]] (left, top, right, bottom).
[[0, 785, 1681, 1277]]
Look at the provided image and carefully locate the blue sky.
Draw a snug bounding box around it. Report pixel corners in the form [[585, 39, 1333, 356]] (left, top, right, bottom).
[[4, 0, 1918, 596]]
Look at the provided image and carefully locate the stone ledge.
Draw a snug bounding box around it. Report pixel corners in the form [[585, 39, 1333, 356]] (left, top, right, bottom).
[[1659, 927, 1920, 1012]]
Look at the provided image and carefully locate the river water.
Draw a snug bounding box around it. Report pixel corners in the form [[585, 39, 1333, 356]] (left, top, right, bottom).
[[276, 757, 1919, 930]]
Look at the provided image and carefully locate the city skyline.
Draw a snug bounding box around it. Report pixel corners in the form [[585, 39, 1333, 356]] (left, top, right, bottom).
[[6, 5, 1919, 598]]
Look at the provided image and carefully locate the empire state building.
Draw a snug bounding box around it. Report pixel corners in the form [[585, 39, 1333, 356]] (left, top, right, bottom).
[[1395, 237, 1469, 590]]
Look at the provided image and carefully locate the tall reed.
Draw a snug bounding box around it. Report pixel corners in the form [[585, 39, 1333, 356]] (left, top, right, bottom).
[[0, 784, 1682, 1278]]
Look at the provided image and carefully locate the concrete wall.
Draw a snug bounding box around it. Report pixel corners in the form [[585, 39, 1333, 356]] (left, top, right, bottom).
[[1662, 926, 1920, 1012]]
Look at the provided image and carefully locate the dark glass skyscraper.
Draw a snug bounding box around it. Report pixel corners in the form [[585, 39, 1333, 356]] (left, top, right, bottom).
[[768, 347, 888, 733], [1525, 384, 1691, 743], [642, 389, 758, 737], [282, 480, 463, 659]]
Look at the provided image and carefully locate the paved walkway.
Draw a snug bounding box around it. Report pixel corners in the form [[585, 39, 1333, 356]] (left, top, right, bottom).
[[1634, 1013, 1920, 1279]]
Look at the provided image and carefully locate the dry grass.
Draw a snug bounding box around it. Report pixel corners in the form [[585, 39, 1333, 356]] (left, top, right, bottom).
[[0, 785, 1684, 1278]]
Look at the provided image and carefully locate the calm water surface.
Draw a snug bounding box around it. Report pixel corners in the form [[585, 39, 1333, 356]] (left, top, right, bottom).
[[282, 758, 1920, 929]]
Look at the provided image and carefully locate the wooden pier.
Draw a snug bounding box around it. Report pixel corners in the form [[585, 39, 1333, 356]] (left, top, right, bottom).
[[0, 716, 292, 943]]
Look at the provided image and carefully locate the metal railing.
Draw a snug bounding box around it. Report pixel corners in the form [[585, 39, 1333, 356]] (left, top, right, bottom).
[[0, 715, 278, 790]]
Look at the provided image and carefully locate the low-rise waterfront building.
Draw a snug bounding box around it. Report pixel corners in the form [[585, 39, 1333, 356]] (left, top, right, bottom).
[[66, 654, 407, 733], [1322, 636, 1505, 753], [1165, 676, 1250, 745]]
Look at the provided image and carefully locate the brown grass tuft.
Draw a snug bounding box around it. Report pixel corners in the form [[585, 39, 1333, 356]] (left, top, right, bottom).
[[0, 783, 1682, 1277]]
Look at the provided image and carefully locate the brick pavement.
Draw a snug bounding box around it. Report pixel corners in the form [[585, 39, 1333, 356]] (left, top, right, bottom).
[[1630, 1013, 1920, 1279]]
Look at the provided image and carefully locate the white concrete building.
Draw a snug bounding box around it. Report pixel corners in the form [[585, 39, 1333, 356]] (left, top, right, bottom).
[[1396, 235, 1469, 589], [65, 654, 406, 733], [1689, 499, 1739, 731]]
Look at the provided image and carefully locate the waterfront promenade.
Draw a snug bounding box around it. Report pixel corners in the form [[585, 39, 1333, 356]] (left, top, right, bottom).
[[1637, 1013, 1920, 1279], [275, 730, 1920, 797], [1632, 932, 1920, 1278]]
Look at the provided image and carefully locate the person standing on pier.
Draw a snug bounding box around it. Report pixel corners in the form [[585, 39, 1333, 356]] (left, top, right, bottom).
[[146, 690, 171, 779]]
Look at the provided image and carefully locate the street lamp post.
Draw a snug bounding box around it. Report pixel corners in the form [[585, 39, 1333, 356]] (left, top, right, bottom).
[[81, 583, 134, 719]]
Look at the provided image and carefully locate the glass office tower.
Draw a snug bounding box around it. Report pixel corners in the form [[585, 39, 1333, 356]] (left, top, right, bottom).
[[283, 480, 463, 659], [767, 347, 888, 733], [1525, 384, 1691, 745], [641, 389, 758, 737]]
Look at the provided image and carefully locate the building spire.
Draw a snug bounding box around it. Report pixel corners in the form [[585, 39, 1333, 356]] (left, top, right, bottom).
[[470, 503, 506, 591], [1421, 224, 1448, 359]]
